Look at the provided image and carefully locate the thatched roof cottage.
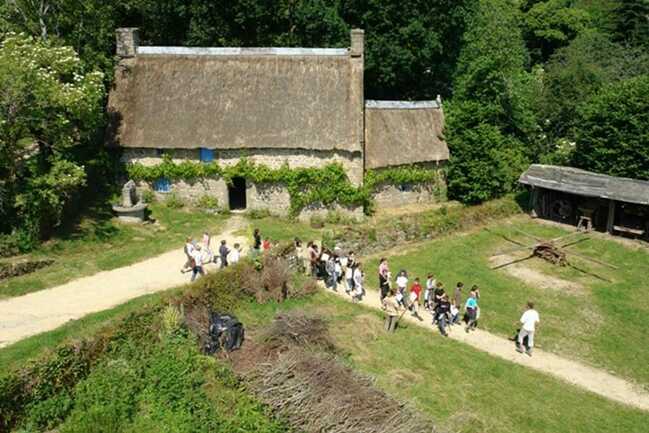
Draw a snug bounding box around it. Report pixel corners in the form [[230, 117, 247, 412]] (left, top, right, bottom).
[[107, 28, 448, 217]]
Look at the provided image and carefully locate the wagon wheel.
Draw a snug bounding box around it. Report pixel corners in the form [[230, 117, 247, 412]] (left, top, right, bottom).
[[549, 199, 573, 221]]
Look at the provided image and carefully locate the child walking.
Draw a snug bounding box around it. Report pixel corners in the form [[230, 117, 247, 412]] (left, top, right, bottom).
[[409, 277, 423, 321]]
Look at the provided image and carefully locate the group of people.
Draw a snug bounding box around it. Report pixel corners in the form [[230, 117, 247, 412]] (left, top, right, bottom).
[[376, 257, 540, 356], [181, 233, 242, 281], [378, 258, 481, 337], [300, 242, 365, 302], [181, 231, 541, 356]]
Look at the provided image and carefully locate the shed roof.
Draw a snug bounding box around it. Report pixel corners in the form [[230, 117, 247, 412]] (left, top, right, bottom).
[[364, 101, 448, 169], [519, 164, 649, 205], [107, 48, 362, 152]]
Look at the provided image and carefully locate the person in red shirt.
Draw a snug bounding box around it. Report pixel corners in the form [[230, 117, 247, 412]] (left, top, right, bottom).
[[262, 238, 272, 251], [409, 277, 423, 321]]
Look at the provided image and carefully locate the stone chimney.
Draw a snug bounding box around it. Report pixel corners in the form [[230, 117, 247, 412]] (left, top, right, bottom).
[[116, 28, 140, 58], [350, 29, 364, 58]]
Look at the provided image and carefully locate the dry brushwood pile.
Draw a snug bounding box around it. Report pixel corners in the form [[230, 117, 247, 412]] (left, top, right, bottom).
[[231, 312, 438, 433]]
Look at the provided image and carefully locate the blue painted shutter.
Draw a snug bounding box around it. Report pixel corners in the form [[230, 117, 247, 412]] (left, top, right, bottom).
[[199, 148, 214, 162], [154, 177, 171, 193]]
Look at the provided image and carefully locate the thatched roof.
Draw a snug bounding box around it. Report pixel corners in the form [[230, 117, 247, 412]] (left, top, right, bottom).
[[519, 164, 649, 205], [107, 48, 362, 152], [364, 100, 448, 169]]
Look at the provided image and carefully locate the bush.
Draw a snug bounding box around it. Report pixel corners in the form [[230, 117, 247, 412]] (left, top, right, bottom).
[[195, 195, 218, 210], [140, 189, 156, 204], [164, 193, 185, 209]]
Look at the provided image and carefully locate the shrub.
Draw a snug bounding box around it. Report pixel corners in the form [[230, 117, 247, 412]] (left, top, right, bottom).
[[140, 189, 156, 204], [164, 193, 185, 209], [195, 195, 218, 210]]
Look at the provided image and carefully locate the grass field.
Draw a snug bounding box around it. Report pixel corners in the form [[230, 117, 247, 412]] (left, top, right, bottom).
[[236, 292, 648, 433], [0, 204, 226, 299], [360, 216, 649, 386]]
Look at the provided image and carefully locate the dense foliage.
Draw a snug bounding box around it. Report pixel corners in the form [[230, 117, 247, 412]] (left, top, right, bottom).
[[0, 33, 104, 250], [1, 0, 647, 243], [574, 75, 649, 179]]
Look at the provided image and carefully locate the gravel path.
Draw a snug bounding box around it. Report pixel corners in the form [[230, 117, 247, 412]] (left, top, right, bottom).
[[0, 217, 248, 349], [327, 286, 649, 412]]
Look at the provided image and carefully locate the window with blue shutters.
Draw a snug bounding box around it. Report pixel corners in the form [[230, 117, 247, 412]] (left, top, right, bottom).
[[154, 177, 171, 193], [199, 148, 214, 162]]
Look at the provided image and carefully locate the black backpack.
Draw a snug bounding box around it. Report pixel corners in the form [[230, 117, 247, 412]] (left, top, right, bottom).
[[205, 312, 245, 354]]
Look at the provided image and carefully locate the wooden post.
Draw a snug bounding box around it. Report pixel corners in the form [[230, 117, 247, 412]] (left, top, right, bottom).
[[606, 200, 616, 234], [530, 187, 539, 217]]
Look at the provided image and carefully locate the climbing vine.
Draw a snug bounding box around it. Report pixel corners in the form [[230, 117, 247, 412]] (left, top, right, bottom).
[[127, 156, 445, 215], [127, 156, 370, 216]]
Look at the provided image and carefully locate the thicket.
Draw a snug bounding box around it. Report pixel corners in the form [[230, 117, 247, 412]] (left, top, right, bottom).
[[0, 255, 301, 432]]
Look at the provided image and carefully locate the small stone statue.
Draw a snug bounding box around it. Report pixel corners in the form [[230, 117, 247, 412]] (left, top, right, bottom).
[[121, 180, 138, 207], [113, 179, 148, 223]]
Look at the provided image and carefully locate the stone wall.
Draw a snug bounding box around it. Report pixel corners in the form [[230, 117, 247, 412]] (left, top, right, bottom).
[[125, 147, 363, 217], [370, 164, 446, 209]]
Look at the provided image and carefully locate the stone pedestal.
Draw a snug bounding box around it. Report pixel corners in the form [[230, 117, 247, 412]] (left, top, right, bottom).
[[112, 202, 148, 223]]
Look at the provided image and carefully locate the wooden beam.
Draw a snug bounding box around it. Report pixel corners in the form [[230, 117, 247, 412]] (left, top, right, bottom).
[[530, 187, 539, 217], [606, 200, 616, 234]]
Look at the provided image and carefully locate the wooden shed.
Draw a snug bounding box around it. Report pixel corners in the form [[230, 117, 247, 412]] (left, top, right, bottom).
[[519, 164, 649, 239]]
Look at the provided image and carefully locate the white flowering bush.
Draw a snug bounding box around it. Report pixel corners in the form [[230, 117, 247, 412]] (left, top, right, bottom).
[[0, 33, 104, 247]]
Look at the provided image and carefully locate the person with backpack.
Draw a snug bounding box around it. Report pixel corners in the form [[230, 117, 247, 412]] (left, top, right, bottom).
[[516, 301, 540, 356], [435, 293, 452, 336]]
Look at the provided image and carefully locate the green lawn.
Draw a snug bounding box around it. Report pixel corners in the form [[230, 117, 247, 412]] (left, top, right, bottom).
[[360, 216, 649, 386], [0, 204, 226, 299], [236, 292, 649, 433]]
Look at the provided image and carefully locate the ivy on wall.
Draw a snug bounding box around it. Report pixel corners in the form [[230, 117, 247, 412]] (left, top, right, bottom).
[[126, 156, 445, 215]]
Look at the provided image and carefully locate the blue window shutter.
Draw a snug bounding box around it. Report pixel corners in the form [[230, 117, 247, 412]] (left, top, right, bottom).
[[199, 148, 214, 162], [154, 177, 171, 193]]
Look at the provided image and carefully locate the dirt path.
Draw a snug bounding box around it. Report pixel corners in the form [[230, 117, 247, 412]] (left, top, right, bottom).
[[0, 216, 249, 349], [326, 286, 649, 412]]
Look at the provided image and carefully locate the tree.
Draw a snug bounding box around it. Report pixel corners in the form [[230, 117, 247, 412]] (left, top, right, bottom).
[[0, 33, 104, 242], [613, 0, 649, 47], [541, 30, 649, 144], [574, 74, 649, 180], [522, 0, 591, 62], [446, 0, 534, 204]]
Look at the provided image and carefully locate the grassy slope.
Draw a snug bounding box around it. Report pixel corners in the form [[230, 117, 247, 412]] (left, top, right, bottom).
[[238, 216, 324, 243], [360, 216, 649, 385], [0, 292, 167, 370], [236, 292, 649, 433], [0, 204, 226, 299]]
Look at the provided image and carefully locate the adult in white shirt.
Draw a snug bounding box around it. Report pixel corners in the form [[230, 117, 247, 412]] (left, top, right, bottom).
[[516, 301, 540, 356], [191, 246, 205, 282]]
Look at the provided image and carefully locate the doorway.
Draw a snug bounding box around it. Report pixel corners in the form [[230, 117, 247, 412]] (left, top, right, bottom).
[[228, 177, 247, 210]]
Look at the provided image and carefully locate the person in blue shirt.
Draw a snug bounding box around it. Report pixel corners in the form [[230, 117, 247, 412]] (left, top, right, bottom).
[[465, 292, 478, 333]]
